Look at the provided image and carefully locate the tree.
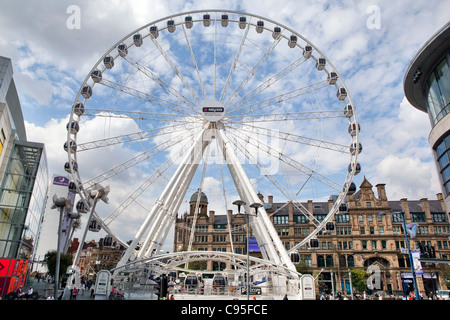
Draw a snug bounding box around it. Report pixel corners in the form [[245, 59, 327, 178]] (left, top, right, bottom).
[[351, 268, 368, 292], [43, 250, 73, 279]]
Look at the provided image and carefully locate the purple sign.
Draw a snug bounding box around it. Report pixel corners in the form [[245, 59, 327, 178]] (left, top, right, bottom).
[[53, 176, 69, 186]]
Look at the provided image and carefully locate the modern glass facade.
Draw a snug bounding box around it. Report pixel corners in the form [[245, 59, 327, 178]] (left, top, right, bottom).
[[425, 53, 450, 126], [434, 134, 450, 196], [0, 141, 48, 259]]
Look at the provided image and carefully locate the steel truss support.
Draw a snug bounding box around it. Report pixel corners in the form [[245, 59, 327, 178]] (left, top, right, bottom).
[[114, 125, 297, 278], [215, 125, 296, 273]]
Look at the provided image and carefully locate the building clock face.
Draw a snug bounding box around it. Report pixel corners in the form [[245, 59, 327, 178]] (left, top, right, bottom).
[[201, 100, 225, 122]]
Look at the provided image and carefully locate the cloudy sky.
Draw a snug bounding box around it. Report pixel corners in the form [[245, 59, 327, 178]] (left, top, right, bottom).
[[1, 0, 449, 250]]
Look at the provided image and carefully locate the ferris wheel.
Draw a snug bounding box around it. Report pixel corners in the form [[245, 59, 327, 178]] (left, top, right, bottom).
[[65, 10, 361, 274]]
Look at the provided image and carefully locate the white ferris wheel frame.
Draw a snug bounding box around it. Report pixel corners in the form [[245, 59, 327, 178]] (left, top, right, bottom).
[[65, 9, 360, 279]]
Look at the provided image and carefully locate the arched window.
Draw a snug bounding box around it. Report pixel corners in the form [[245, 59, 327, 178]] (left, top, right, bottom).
[[326, 255, 334, 267], [339, 255, 347, 268], [317, 255, 325, 268], [347, 255, 355, 268], [358, 215, 364, 222]]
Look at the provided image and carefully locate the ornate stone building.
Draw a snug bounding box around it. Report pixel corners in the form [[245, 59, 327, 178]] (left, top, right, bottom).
[[174, 178, 450, 296]]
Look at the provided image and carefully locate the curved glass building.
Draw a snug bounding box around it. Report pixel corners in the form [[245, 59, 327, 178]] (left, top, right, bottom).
[[404, 21, 450, 210]]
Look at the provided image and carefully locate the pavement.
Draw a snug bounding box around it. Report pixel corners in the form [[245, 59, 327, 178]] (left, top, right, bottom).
[[26, 277, 94, 300]]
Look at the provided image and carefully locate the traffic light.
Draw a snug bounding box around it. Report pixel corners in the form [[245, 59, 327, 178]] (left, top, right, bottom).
[[155, 274, 168, 299]]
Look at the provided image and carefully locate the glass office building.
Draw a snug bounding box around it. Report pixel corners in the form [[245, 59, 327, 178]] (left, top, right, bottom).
[[0, 141, 48, 260], [404, 21, 450, 211]]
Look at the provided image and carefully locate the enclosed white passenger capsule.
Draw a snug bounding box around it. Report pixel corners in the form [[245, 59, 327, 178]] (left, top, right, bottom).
[[344, 104, 353, 118], [167, 20, 175, 33], [150, 26, 159, 38], [348, 162, 361, 175], [64, 140, 77, 152], [103, 55, 114, 69], [256, 20, 264, 33], [239, 16, 247, 29], [327, 72, 338, 85], [64, 160, 78, 173], [303, 45, 312, 58], [337, 87, 347, 100], [76, 200, 89, 213], [185, 16, 193, 29], [288, 35, 297, 48], [221, 14, 228, 27], [133, 34, 143, 47], [272, 27, 281, 39], [67, 120, 80, 134], [73, 102, 84, 116], [316, 57, 326, 70], [90, 70, 102, 83], [203, 14, 211, 27], [81, 85, 92, 99], [350, 142, 362, 155], [348, 122, 360, 136], [89, 220, 101, 232], [118, 43, 128, 57]]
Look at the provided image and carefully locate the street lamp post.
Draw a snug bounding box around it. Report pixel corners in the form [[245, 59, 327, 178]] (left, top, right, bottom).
[[50, 194, 72, 299], [233, 200, 262, 300], [63, 183, 109, 299], [379, 211, 420, 300]]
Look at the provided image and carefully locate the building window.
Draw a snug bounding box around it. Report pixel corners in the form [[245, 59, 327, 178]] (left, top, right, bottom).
[[273, 215, 288, 225], [432, 212, 447, 222], [411, 212, 426, 222], [362, 241, 367, 249], [425, 54, 450, 126]]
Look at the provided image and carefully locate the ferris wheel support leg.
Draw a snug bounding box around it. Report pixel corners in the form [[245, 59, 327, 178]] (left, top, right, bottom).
[[141, 159, 200, 258], [113, 129, 206, 277], [139, 130, 212, 258], [216, 128, 296, 272]]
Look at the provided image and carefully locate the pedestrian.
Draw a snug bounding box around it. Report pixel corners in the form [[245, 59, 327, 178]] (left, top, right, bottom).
[[283, 294, 288, 300], [46, 293, 55, 300], [26, 286, 33, 300], [72, 287, 78, 300], [81, 283, 85, 295]]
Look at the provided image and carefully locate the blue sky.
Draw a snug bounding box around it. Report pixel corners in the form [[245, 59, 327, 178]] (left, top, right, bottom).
[[0, 0, 449, 247]]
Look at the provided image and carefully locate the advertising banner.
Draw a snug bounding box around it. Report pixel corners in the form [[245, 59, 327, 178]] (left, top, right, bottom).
[[411, 250, 423, 275]]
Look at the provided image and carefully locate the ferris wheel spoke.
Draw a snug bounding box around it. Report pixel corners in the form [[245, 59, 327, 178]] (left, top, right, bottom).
[[223, 31, 283, 107], [76, 122, 201, 152], [220, 20, 251, 103], [225, 110, 346, 122], [120, 53, 200, 113], [227, 79, 330, 117], [226, 55, 307, 114], [226, 122, 349, 153], [103, 142, 189, 225], [226, 131, 321, 227], [228, 129, 342, 192], [181, 23, 208, 101], [82, 130, 195, 188], [81, 107, 203, 124], [97, 77, 197, 117], [149, 32, 203, 105]]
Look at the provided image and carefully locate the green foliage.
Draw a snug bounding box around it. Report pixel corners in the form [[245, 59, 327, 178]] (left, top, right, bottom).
[[43, 250, 73, 278], [351, 268, 368, 292]]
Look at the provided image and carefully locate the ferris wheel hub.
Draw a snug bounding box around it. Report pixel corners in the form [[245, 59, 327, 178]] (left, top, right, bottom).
[[201, 100, 225, 122]]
